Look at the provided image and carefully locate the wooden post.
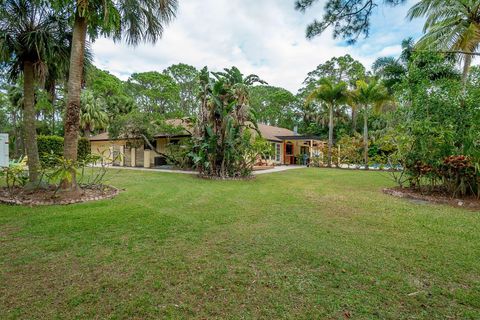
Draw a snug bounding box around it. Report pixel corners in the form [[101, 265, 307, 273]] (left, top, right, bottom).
[[131, 148, 136, 167], [338, 144, 341, 167], [119, 146, 125, 167], [144, 149, 151, 168]]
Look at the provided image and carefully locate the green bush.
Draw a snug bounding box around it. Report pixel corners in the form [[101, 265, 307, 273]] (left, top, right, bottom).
[[78, 138, 91, 161], [37, 135, 64, 167], [37, 135, 91, 167]]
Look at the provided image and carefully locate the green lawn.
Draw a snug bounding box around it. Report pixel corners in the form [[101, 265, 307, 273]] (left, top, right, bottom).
[[0, 168, 479, 319]]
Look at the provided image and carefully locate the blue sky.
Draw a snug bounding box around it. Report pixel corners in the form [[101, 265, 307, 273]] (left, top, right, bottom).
[[92, 0, 424, 93]]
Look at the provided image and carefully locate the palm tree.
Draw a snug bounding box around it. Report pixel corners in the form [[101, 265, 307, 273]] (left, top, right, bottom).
[[408, 0, 480, 83], [195, 67, 266, 178], [80, 90, 108, 137], [352, 79, 390, 169], [57, 0, 178, 190], [0, 0, 70, 183], [307, 78, 348, 167]]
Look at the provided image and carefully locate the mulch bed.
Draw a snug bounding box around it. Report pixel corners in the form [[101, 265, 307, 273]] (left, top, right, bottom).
[[383, 187, 480, 211], [0, 185, 120, 206]]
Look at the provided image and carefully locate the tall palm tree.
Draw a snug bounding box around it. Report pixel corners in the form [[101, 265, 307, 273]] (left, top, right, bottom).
[[195, 67, 265, 178], [80, 90, 108, 137], [307, 78, 348, 167], [58, 0, 178, 190], [408, 0, 480, 83], [0, 0, 70, 183], [352, 79, 390, 169]]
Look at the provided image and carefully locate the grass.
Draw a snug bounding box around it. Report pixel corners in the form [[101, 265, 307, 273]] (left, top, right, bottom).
[[0, 168, 479, 319]]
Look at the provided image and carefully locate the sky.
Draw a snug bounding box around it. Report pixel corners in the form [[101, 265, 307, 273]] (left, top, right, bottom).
[[92, 0, 425, 93]]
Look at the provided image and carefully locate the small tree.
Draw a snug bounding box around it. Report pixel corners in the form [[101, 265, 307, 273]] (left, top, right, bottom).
[[352, 79, 391, 169], [306, 78, 348, 167], [80, 90, 108, 137], [191, 67, 266, 178], [0, 0, 70, 183]]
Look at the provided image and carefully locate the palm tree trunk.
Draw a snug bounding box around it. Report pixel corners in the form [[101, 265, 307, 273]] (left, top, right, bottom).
[[363, 108, 369, 170], [327, 103, 334, 168], [23, 61, 41, 183], [62, 14, 87, 191], [47, 80, 56, 135], [84, 126, 91, 138], [351, 108, 357, 133], [462, 54, 472, 85]]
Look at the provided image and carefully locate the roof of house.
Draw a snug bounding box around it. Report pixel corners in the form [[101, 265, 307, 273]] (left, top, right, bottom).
[[88, 120, 319, 142], [257, 123, 295, 142]]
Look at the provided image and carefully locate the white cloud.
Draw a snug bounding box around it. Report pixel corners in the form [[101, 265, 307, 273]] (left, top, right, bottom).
[[92, 0, 424, 93]]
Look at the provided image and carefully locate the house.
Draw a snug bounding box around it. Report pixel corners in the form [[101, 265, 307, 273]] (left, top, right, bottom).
[[88, 120, 325, 168]]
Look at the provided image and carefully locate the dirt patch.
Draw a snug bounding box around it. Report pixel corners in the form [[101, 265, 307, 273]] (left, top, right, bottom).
[[383, 187, 480, 211], [0, 185, 120, 206]]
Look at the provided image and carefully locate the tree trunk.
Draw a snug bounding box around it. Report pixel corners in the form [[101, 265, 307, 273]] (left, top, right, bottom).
[[62, 14, 87, 191], [84, 126, 91, 138], [462, 54, 472, 86], [327, 104, 334, 168], [47, 80, 56, 135], [23, 61, 41, 183], [363, 108, 369, 170], [351, 107, 357, 133]]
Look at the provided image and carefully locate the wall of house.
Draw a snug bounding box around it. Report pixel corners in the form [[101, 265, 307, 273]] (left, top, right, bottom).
[[90, 140, 128, 163], [91, 137, 186, 167]]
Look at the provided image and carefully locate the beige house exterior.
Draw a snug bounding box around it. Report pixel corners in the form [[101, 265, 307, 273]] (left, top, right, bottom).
[[89, 121, 325, 168]]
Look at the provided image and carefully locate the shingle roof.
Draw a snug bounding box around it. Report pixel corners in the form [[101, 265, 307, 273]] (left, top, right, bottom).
[[257, 123, 295, 142]]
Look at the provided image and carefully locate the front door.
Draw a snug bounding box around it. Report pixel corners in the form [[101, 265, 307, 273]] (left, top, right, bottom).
[[284, 142, 294, 165]]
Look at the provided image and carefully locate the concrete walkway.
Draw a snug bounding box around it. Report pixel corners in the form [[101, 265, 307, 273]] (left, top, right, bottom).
[[253, 165, 306, 175], [105, 165, 307, 175]]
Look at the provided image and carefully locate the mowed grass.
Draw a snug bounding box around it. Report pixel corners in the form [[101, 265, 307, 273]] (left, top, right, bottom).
[[0, 168, 479, 319]]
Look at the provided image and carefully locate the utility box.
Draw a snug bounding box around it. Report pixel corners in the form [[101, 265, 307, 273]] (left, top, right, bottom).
[[0, 134, 9, 167]]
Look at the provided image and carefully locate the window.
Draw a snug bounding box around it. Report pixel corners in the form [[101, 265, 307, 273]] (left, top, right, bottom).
[[276, 143, 281, 162], [169, 139, 180, 145]]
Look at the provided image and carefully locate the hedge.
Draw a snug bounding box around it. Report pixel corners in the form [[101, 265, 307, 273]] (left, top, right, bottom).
[[37, 135, 91, 167]]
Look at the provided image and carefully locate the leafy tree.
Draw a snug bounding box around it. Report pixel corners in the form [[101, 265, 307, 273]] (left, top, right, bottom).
[[408, 0, 480, 82], [191, 67, 266, 178], [351, 78, 391, 169], [306, 78, 349, 167], [80, 90, 108, 137], [372, 38, 419, 93], [127, 71, 180, 116], [301, 54, 365, 133], [249, 85, 299, 129], [85, 66, 133, 120], [56, 0, 178, 190], [0, 0, 70, 183], [302, 54, 366, 89], [295, 0, 406, 43], [163, 63, 200, 116], [388, 51, 480, 196]]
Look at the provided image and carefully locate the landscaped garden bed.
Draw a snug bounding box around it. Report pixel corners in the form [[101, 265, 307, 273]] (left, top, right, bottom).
[[383, 187, 480, 210], [0, 185, 119, 206]]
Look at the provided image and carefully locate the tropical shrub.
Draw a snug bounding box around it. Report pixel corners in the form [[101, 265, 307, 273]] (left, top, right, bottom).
[[389, 52, 480, 197], [190, 67, 266, 178], [0, 157, 29, 191]]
